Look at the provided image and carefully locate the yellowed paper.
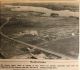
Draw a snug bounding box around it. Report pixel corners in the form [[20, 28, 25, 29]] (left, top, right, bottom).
[[0, 0, 79, 70]]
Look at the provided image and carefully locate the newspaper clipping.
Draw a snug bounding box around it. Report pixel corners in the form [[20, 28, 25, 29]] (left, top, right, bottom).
[[0, 0, 79, 70]]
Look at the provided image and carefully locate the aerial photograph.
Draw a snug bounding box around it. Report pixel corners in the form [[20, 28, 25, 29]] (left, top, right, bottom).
[[0, 1, 79, 59]]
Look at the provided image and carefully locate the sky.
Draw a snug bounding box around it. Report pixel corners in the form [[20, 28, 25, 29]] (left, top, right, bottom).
[[0, 0, 79, 3]]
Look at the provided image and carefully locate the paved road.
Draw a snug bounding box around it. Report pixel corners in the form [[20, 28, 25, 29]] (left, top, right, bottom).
[[0, 17, 74, 59]]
